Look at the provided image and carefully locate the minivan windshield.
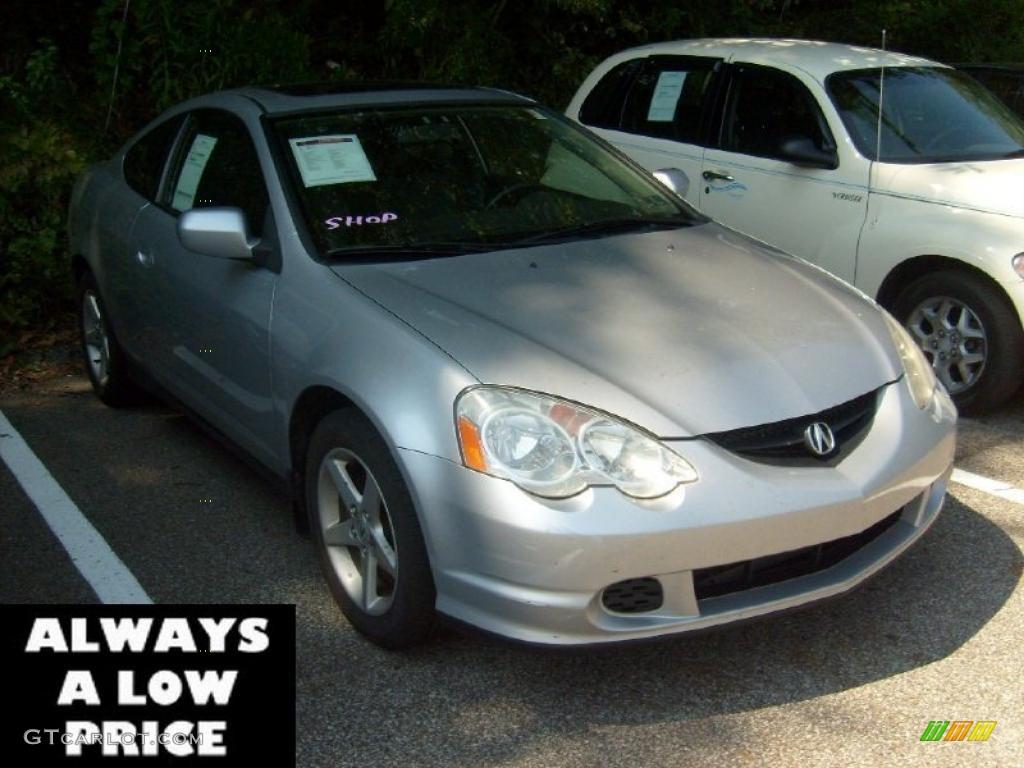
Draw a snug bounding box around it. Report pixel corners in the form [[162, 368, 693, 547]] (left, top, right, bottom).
[[827, 66, 1024, 163], [271, 103, 696, 257]]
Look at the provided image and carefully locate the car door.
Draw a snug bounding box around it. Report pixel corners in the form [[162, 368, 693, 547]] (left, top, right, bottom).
[[115, 114, 187, 360], [700, 63, 867, 283], [156, 108, 280, 467], [575, 55, 723, 208]]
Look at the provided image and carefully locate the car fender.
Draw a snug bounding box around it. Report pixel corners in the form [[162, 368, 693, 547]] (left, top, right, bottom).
[[271, 256, 479, 471], [857, 193, 1024, 310]]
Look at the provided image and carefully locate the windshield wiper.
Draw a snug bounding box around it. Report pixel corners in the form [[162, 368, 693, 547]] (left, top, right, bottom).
[[514, 216, 694, 245], [325, 241, 501, 261]]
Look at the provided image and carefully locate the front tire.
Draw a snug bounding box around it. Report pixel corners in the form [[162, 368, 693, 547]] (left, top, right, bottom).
[[305, 410, 436, 648], [893, 270, 1024, 414], [76, 272, 139, 407]]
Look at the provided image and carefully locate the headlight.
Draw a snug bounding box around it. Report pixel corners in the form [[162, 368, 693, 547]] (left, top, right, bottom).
[[455, 386, 698, 499], [881, 310, 938, 409]]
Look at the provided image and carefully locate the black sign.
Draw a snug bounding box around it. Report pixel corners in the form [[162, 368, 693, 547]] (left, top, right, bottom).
[[2, 605, 295, 766]]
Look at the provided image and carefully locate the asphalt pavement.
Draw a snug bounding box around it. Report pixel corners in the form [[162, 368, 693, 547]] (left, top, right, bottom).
[[2, 370, 1022, 767]]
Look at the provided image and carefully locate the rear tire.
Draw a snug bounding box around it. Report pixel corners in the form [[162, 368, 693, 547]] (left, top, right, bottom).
[[892, 270, 1024, 414], [76, 272, 140, 407], [305, 409, 436, 648]]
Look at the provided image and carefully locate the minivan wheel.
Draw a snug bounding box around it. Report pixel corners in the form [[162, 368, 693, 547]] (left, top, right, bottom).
[[305, 410, 436, 648], [77, 273, 139, 407], [893, 270, 1024, 414]]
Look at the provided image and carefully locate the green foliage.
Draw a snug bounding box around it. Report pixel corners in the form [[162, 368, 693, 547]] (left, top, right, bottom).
[[0, 118, 87, 346], [90, 0, 313, 133], [0, 39, 89, 351]]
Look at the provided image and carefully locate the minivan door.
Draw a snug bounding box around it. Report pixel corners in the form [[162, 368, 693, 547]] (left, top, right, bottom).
[[700, 63, 868, 283], [575, 55, 723, 209]]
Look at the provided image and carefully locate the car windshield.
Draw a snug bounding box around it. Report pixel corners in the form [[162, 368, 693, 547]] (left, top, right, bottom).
[[271, 103, 696, 257], [826, 66, 1024, 163]]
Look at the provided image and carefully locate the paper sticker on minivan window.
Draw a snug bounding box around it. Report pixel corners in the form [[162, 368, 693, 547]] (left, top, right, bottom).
[[289, 135, 377, 187], [647, 71, 687, 122], [172, 134, 218, 211]]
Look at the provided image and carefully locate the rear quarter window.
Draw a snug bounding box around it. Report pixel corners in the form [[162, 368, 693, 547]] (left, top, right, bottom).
[[578, 59, 643, 129], [123, 115, 185, 202]]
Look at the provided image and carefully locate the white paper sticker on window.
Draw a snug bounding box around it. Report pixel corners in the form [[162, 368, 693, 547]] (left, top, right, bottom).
[[172, 134, 218, 212], [646, 71, 688, 122], [289, 134, 377, 187]]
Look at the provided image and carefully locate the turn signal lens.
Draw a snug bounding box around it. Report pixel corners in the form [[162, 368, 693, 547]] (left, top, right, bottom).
[[457, 415, 487, 472]]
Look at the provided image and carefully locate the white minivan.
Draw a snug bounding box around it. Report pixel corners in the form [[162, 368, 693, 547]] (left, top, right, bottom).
[[568, 38, 1024, 413]]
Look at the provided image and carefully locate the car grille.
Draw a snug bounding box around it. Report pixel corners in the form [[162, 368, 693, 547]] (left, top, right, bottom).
[[692, 509, 902, 602], [703, 388, 880, 463], [601, 577, 664, 613]]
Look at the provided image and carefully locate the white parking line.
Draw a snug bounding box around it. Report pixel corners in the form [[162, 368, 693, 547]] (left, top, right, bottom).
[[0, 410, 151, 604], [952, 467, 1024, 506]]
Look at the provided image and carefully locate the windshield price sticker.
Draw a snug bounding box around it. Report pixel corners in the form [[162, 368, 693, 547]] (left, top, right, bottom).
[[647, 71, 688, 122], [289, 134, 377, 187], [172, 134, 218, 211]]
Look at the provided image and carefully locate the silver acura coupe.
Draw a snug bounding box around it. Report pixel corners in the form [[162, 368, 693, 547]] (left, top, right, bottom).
[[69, 83, 956, 648]]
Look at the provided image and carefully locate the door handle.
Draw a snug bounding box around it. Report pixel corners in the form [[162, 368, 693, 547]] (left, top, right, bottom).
[[702, 170, 735, 182], [136, 250, 154, 267]]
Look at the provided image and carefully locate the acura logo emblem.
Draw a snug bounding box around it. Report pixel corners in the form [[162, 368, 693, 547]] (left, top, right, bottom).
[[804, 422, 836, 457]]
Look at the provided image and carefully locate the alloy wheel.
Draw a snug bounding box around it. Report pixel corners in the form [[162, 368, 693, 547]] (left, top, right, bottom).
[[81, 289, 111, 387], [316, 447, 399, 616], [906, 295, 987, 394]]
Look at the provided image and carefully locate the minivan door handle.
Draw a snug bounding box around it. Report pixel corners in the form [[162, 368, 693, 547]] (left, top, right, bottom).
[[702, 170, 735, 182]]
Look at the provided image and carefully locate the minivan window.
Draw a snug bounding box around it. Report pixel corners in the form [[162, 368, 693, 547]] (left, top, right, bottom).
[[578, 59, 643, 129], [720, 65, 835, 161], [620, 57, 717, 142], [960, 66, 1024, 118], [827, 66, 1024, 163]]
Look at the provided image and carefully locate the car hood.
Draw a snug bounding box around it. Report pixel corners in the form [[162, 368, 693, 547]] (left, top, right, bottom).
[[875, 157, 1024, 219], [331, 224, 902, 437]]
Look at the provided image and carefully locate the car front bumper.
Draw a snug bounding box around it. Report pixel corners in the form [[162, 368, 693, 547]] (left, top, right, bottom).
[[400, 379, 957, 645]]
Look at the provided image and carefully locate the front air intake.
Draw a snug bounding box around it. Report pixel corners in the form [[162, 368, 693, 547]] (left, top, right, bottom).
[[601, 577, 664, 613]]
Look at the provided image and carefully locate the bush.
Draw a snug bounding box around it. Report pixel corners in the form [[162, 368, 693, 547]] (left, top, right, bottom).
[[0, 39, 91, 356]]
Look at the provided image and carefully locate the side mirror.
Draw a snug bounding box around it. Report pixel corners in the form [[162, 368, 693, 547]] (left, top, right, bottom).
[[778, 136, 838, 170], [177, 207, 255, 261], [653, 167, 690, 198]]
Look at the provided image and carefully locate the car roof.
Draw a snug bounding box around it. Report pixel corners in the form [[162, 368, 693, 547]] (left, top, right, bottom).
[[226, 82, 534, 115], [611, 38, 940, 82]]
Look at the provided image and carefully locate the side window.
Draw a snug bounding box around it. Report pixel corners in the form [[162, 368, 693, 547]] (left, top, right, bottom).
[[578, 59, 643, 129], [168, 110, 269, 237], [620, 56, 718, 142], [720, 65, 835, 161], [123, 115, 185, 201]]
